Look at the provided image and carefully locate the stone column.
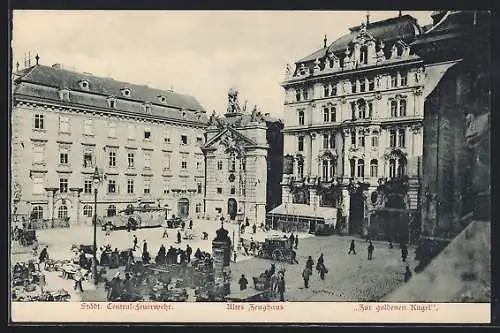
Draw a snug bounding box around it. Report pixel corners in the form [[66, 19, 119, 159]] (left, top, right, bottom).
[[342, 189, 350, 234]]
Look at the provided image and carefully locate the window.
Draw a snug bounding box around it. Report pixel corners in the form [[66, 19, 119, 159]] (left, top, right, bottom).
[[59, 151, 69, 165], [108, 179, 116, 193], [390, 129, 397, 148], [181, 159, 187, 169], [83, 205, 93, 217], [33, 177, 44, 194], [367, 102, 373, 119], [143, 178, 151, 194], [398, 158, 407, 176], [34, 114, 44, 130], [323, 85, 329, 97], [83, 152, 93, 168], [144, 152, 151, 168], [181, 135, 188, 145], [391, 74, 397, 88], [158, 96, 167, 104], [398, 129, 406, 148], [32, 206, 44, 220], [197, 183, 202, 194], [108, 99, 116, 109], [371, 133, 379, 148], [360, 80, 366, 93], [79, 80, 89, 90], [357, 159, 365, 178], [297, 136, 304, 152], [323, 108, 330, 122], [330, 161, 335, 178], [298, 110, 304, 125], [33, 145, 45, 164], [84, 119, 93, 135], [57, 205, 68, 219], [108, 151, 116, 167], [127, 152, 135, 168], [350, 101, 356, 120], [390, 100, 398, 117], [351, 131, 356, 146], [368, 78, 375, 91], [330, 107, 336, 122], [358, 103, 366, 119], [303, 89, 308, 100], [230, 186, 236, 195], [195, 203, 202, 213], [229, 154, 236, 172], [127, 179, 134, 194], [164, 153, 171, 169], [329, 134, 335, 149], [370, 159, 378, 178], [84, 180, 92, 194], [351, 80, 357, 93], [196, 137, 203, 145], [399, 99, 407, 117], [389, 159, 396, 178], [217, 160, 223, 170], [297, 160, 304, 178], [350, 159, 356, 178], [242, 159, 246, 171], [400, 72, 408, 86], [108, 122, 116, 138], [196, 159, 202, 170], [331, 84, 337, 96], [107, 205, 116, 217], [296, 90, 301, 102], [322, 160, 329, 179], [59, 178, 68, 193], [164, 131, 171, 143], [359, 132, 365, 147], [323, 134, 329, 149], [127, 124, 135, 140], [217, 187, 223, 194], [59, 116, 70, 133], [144, 128, 151, 140]]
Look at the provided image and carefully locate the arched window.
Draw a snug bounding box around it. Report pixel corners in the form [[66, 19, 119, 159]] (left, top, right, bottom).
[[357, 159, 365, 178], [322, 159, 329, 179], [390, 100, 398, 117], [370, 159, 378, 178], [298, 110, 305, 125], [295, 90, 301, 102], [390, 129, 397, 147], [358, 102, 366, 119], [57, 205, 68, 219], [351, 131, 356, 146], [107, 205, 116, 217], [329, 160, 335, 178], [389, 159, 396, 178], [83, 205, 93, 217], [398, 129, 406, 148], [350, 159, 356, 178], [31, 206, 44, 220], [398, 158, 407, 176], [399, 99, 407, 117]]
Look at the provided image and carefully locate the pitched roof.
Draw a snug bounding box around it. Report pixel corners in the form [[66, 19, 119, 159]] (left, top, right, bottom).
[[14, 64, 206, 112], [297, 14, 422, 63], [203, 126, 257, 149]]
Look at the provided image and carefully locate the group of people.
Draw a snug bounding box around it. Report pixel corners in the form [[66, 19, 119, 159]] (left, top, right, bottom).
[[239, 263, 286, 301], [302, 254, 328, 288]]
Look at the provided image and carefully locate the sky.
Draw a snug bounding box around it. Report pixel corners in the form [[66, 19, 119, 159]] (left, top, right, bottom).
[[12, 10, 433, 119]]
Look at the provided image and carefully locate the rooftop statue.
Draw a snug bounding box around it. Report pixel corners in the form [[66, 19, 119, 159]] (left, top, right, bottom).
[[227, 87, 241, 114]]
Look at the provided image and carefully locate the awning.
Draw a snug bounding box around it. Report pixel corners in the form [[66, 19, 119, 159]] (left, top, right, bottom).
[[423, 60, 460, 98], [268, 203, 337, 223]]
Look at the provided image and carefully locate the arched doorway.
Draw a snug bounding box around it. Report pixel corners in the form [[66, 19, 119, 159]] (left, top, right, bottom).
[[227, 198, 237, 220], [178, 198, 189, 218]]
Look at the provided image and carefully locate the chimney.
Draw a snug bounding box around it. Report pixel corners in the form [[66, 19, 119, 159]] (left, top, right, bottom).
[[52, 63, 62, 69]]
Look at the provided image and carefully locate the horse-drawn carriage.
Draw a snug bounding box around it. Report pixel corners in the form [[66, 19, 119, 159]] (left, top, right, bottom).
[[255, 236, 294, 262]]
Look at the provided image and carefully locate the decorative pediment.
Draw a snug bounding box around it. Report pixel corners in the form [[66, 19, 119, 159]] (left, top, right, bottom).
[[203, 127, 257, 153], [383, 148, 407, 160], [319, 149, 338, 160]]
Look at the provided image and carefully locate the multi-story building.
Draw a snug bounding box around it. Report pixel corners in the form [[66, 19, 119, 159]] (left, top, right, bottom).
[[278, 14, 425, 236], [202, 88, 283, 224], [11, 62, 208, 226]]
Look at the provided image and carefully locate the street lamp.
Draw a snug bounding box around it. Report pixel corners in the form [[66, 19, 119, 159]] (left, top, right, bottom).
[[92, 166, 101, 286]]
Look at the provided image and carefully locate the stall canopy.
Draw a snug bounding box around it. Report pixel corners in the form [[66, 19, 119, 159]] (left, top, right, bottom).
[[268, 203, 337, 225]]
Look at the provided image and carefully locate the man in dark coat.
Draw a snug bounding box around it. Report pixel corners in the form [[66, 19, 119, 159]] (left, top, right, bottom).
[[401, 244, 408, 262], [189, 219, 193, 229], [186, 245, 192, 263], [177, 230, 182, 244], [348, 240, 356, 255], [294, 236, 299, 249], [252, 224, 257, 234], [404, 265, 412, 283], [132, 235, 138, 250], [194, 248, 203, 260], [316, 254, 326, 280], [142, 240, 147, 254], [302, 267, 312, 288], [306, 256, 314, 271], [367, 241, 374, 260], [277, 275, 285, 301], [38, 246, 49, 263], [239, 274, 249, 291], [289, 233, 295, 249]]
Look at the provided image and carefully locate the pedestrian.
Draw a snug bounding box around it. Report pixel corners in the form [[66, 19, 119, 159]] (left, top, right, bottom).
[[233, 251, 237, 263], [316, 253, 327, 280], [186, 245, 192, 263], [143, 240, 148, 254], [348, 240, 356, 255], [238, 274, 249, 290], [189, 219, 193, 230], [290, 250, 299, 264], [289, 233, 295, 249], [401, 244, 408, 262], [388, 238, 394, 249], [404, 265, 412, 283], [38, 246, 49, 263], [294, 236, 298, 249], [162, 222, 169, 238], [133, 235, 138, 250], [202, 232, 208, 240], [277, 275, 285, 301], [177, 230, 182, 244], [252, 224, 257, 234], [39, 272, 46, 293], [142, 249, 151, 264], [306, 256, 314, 271], [367, 241, 374, 260], [302, 267, 312, 288], [270, 273, 278, 297], [74, 269, 84, 292], [181, 220, 186, 230], [245, 218, 250, 227]]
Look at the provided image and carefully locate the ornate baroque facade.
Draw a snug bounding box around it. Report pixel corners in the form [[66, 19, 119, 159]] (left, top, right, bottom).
[[11, 63, 208, 225], [280, 14, 425, 235]]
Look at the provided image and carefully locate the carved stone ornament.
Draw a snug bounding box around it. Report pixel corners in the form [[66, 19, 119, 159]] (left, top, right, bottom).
[[375, 92, 382, 100], [414, 87, 423, 96], [410, 123, 422, 134], [311, 132, 317, 139], [340, 97, 347, 104]]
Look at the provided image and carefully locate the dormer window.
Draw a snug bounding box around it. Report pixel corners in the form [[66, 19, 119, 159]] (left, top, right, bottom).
[[79, 80, 89, 90], [158, 95, 167, 104], [58, 89, 70, 101], [121, 88, 131, 97], [107, 97, 116, 109], [144, 103, 152, 114], [182, 111, 187, 119]]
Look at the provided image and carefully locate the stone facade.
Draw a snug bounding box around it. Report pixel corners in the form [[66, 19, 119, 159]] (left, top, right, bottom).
[[281, 14, 425, 235], [11, 63, 208, 225]]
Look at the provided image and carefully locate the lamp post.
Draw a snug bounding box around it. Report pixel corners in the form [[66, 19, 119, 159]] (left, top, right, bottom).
[[92, 167, 101, 286]]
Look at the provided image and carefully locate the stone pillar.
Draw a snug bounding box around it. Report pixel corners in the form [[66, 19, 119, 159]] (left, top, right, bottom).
[[342, 189, 350, 234], [212, 225, 232, 295], [310, 188, 319, 208], [310, 132, 318, 178]]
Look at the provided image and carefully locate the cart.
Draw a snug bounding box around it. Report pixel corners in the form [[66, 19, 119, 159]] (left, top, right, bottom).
[[255, 236, 294, 262]]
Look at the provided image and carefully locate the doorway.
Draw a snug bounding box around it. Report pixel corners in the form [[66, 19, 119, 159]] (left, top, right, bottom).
[[227, 198, 237, 220], [177, 198, 189, 218], [349, 192, 364, 234]]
